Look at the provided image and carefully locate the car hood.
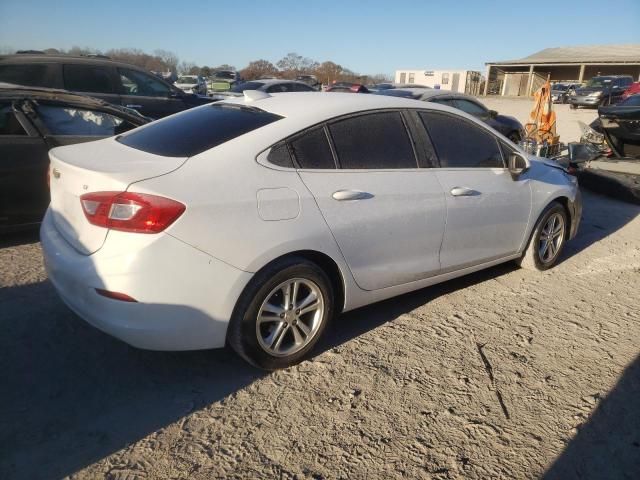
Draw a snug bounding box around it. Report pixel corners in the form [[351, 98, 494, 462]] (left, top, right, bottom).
[[496, 114, 523, 129]]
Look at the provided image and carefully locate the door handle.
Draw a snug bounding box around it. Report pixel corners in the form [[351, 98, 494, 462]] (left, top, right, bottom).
[[125, 104, 143, 109], [450, 186, 480, 197], [332, 190, 373, 201]]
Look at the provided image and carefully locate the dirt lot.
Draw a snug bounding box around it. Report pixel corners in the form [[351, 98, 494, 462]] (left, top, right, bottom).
[[1, 189, 639, 480]]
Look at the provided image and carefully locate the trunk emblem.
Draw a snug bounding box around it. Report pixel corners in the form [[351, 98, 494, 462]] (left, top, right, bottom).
[[52, 168, 61, 179]]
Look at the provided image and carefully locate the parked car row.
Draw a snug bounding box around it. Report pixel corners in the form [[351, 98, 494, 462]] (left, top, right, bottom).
[[567, 75, 635, 109]]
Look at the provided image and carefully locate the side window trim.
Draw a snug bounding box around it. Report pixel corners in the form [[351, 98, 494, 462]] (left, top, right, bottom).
[[322, 124, 340, 169], [404, 109, 439, 168]]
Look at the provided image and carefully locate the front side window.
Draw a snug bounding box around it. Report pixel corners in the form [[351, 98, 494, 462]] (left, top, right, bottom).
[[118, 104, 282, 157], [119, 68, 171, 97], [290, 127, 335, 169], [37, 105, 133, 136], [329, 112, 416, 169], [0, 103, 27, 135], [0, 64, 49, 87], [63, 64, 115, 94], [420, 112, 504, 168]]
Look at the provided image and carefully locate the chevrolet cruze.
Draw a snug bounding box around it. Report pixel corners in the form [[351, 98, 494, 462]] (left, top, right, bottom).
[[41, 91, 581, 370]]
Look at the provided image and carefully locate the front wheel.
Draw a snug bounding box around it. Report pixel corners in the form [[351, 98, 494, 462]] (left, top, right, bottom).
[[517, 203, 568, 271], [227, 257, 334, 370]]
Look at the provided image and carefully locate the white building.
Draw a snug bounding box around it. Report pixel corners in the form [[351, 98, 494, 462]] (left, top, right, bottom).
[[394, 69, 482, 95]]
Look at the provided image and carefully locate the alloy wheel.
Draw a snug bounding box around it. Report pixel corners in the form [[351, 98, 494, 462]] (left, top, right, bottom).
[[256, 278, 324, 357], [538, 213, 565, 264]]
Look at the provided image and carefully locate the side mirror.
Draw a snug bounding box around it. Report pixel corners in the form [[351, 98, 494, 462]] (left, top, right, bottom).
[[508, 153, 529, 177], [488, 109, 498, 119]]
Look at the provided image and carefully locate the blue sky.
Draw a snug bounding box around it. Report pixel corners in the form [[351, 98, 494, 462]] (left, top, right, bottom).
[[1, 0, 639, 75]]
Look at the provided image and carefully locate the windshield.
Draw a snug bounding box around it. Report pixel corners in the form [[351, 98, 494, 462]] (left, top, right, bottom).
[[177, 76, 197, 84], [231, 81, 265, 93], [585, 77, 613, 88]]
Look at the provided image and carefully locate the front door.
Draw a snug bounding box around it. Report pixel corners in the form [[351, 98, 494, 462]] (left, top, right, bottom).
[[0, 103, 49, 227], [294, 112, 446, 291], [419, 111, 531, 271]]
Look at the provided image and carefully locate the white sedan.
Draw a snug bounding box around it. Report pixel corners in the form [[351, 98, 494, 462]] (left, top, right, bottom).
[[41, 91, 581, 370]]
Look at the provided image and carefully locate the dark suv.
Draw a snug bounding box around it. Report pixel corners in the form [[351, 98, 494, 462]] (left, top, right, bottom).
[[568, 75, 634, 109], [0, 54, 215, 118]]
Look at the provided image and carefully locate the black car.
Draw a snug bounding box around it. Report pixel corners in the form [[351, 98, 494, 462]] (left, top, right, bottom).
[[376, 88, 524, 142], [597, 94, 640, 159], [0, 85, 149, 231], [568, 75, 634, 109], [0, 53, 215, 119]]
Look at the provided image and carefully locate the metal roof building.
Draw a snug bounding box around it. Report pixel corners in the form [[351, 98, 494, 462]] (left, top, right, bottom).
[[483, 44, 640, 96]]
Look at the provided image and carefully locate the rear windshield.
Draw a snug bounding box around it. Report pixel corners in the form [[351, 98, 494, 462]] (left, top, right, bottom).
[[117, 103, 282, 157]]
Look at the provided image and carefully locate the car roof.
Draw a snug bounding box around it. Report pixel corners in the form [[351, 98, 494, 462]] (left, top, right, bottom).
[[382, 88, 475, 100], [0, 53, 161, 74], [223, 91, 452, 124]]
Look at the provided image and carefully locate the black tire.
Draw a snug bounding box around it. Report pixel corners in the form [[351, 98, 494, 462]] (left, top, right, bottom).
[[516, 202, 568, 271], [227, 256, 334, 370]]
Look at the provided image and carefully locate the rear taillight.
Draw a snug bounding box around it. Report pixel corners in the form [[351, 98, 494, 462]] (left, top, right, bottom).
[[80, 191, 185, 233]]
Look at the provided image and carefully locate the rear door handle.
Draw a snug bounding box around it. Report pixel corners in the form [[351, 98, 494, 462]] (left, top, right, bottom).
[[332, 190, 373, 201], [450, 186, 480, 197]]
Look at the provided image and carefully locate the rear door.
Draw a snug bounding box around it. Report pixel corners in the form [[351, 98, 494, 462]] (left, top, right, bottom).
[[62, 63, 121, 106], [296, 110, 446, 291], [0, 102, 49, 227], [418, 110, 531, 272], [117, 67, 183, 119]]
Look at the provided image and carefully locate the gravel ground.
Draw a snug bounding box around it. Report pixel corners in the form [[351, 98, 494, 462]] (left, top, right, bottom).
[[1, 190, 639, 480]]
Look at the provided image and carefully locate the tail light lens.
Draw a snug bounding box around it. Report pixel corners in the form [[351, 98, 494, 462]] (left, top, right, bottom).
[[80, 191, 185, 233]]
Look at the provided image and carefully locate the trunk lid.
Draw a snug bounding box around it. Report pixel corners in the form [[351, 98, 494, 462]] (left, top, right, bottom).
[[48, 137, 186, 255]]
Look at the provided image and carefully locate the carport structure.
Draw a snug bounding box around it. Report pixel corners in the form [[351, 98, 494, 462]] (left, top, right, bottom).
[[484, 44, 640, 97]]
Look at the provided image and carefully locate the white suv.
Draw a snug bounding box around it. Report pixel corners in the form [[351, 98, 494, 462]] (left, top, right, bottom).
[[41, 91, 581, 369]]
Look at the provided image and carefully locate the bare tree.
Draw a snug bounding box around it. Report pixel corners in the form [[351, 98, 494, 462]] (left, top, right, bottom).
[[154, 49, 179, 73], [240, 59, 278, 81], [277, 52, 318, 78]]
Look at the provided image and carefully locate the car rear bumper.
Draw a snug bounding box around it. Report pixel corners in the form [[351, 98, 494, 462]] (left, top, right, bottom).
[[40, 209, 252, 350]]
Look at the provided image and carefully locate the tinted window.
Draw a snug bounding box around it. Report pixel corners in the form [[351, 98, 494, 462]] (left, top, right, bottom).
[[231, 81, 265, 93], [118, 104, 282, 157], [453, 99, 488, 117], [293, 83, 314, 92], [290, 127, 335, 169], [266, 83, 293, 93], [63, 64, 115, 94], [0, 64, 49, 87], [420, 112, 504, 168], [329, 112, 416, 169], [0, 103, 27, 135], [119, 68, 171, 97], [430, 98, 456, 107], [267, 143, 294, 168], [37, 105, 133, 136]]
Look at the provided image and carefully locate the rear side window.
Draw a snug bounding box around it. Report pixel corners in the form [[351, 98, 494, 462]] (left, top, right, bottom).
[[63, 65, 115, 94], [420, 112, 504, 168], [453, 99, 487, 117], [328, 112, 416, 169], [0, 64, 49, 87], [37, 105, 134, 136], [118, 104, 282, 157], [267, 143, 294, 168], [290, 127, 335, 169]]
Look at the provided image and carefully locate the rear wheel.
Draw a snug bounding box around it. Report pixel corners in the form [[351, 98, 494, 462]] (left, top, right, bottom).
[[517, 202, 568, 271], [227, 257, 334, 370]]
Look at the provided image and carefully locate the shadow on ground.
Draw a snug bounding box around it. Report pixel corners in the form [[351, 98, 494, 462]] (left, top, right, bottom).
[[542, 354, 640, 479]]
